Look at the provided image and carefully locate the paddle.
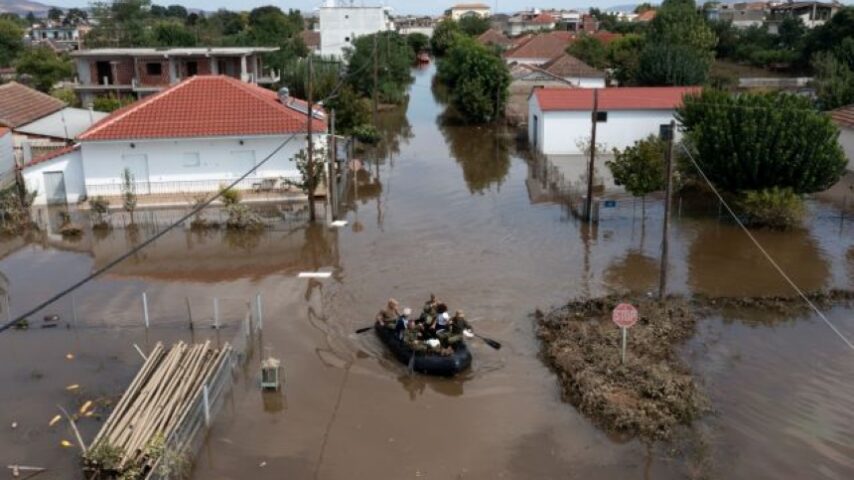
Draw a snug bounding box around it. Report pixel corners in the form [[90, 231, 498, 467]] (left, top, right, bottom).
[[466, 330, 501, 350], [355, 326, 373, 334]]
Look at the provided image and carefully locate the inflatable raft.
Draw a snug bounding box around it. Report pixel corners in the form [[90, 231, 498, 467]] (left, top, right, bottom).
[[374, 324, 472, 377]]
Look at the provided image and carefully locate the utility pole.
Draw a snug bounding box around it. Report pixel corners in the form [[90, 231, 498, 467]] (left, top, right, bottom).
[[329, 109, 337, 221], [658, 120, 676, 301], [306, 55, 316, 223], [584, 88, 599, 222], [372, 34, 379, 126]]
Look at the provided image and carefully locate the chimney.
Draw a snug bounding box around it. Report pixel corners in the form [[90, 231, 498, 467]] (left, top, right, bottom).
[[277, 87, 290, 105]]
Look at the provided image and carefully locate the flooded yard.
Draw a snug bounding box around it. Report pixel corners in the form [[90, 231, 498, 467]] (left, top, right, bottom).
[[1, 65, 853, 479]]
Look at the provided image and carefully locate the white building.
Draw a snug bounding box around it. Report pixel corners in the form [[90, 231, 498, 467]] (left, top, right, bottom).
[[445, 3, 492, 20], [831, 105, 854, 171], [528, 87, 700, 155], [319, 1, 394, 59], [21, 75, 326, 206], [769, 1, 842, 30], [0, 128, 13, 188]]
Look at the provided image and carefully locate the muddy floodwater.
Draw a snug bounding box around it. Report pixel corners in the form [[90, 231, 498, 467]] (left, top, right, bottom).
[[2, 65, 853, 479]]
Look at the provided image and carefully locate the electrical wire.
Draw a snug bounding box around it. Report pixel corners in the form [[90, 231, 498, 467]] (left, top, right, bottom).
[[679, 143, 854, 352]]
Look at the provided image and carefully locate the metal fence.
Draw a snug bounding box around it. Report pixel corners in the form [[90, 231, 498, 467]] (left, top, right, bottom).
[[85, 175, 302, 198]]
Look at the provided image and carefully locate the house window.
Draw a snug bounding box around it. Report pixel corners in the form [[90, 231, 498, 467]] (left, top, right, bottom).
[[183, 152, 200, 167], [186, 61, 198, 77], [345, 36, 350, 42], [595, 111, 608, 122], [146, 62, 162, 76]]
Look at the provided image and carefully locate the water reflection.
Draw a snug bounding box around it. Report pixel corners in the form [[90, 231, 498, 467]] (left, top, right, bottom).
[[604, 250, 659, 294], [396, 373, 465, 400], [687, 222, 830, 296], [374, 101, 414, 160], [438, 118, 512, 194]]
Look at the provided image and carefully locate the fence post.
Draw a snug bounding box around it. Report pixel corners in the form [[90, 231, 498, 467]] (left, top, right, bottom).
[[142, 292, 149, 329], [213, 297, 219, 329], [255, 293, 263, 331], [202, 384, 211, 427]]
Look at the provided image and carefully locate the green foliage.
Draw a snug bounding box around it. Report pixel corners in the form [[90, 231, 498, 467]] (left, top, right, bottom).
[[352, 124, 381, 144], [325, 86, 371, 135], [607, 34, 645, 85], [120, 168, 138, 224], [152, 20, 197, 46], [346, 31, 414, 105], [803, 6, 854, 66], [247, 6, 303, 45], [65, 8, 88, 25], [219, 186, 241, 206], [14, 47, 74, 92], [811, 38, 854, 110], [48, 7, 63, 21], [279, 55, 341, 100], [88, 196, 111, 228], [648, 0, 716, 54], [567, 34, 608, 70], [431, 19, 463, 56], [407, 32, 430, 55], [0, 18, 24, 67], [93, 94, 135, 112], [713, 20, 805, 69], [458, 15, 491, 36], [437, 37, 510, 123], [50, 87, 79, 107], [86, 0, 152, 47], [286, 147, 327, 198], [635, 42, 710, 86], [739, 187, 805, 229], [606, 135, 667, 198], [677, 89, 847, 194]]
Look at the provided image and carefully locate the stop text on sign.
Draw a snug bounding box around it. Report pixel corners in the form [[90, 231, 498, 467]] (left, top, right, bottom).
[[612, 303, 638, 329]]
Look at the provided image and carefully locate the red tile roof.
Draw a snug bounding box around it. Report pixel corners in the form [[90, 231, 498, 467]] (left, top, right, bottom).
[[542, 53, 604, 79], [505, 32, 574, 60], [477, 29, 514, 47], [532, 13, 556, 24], [830, 104, 854, 129], [299, 30, 320, 49], [636, 10, 657, 22], [0, 81, 66, 128], [533, 87, 702, 111], [587, 31, 622, 45], [79, 75, 326, 141], [22, 143, 80, 169], [0, 127, 9, 137]]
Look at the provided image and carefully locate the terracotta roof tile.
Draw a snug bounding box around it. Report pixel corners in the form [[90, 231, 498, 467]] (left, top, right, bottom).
[[636, 10, 657, 22], [477, 29, 514, 47], [299, 30, 320, 49], [505, 32, 573, 61], [0, 82, 66, 128], [542, 53, 604, 79], [79, 75, 326, 141], [830, 104, 854, 129], [22, 143, 80, 169], [0, 127, 9, 136], [533, 87, 701, 111]]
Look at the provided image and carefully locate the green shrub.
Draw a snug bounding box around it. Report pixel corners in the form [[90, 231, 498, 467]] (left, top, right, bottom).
[[219, 186, 241, 206], [352, 124, 381, 144], [88, 195, 110, 229], [739, 187, 805, 229]]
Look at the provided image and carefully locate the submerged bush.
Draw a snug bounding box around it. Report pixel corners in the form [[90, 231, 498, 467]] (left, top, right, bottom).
[[739, 187, 805, 229], [352, 124, 381, 144], [225, 203, 265, 231], [88, 196, 111, 230]]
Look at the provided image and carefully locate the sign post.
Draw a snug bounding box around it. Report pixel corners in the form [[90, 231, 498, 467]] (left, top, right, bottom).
[[612, 303, 638, 364]]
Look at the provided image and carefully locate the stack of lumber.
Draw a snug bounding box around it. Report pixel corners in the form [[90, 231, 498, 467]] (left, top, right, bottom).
[[84, 341, 232, 477]]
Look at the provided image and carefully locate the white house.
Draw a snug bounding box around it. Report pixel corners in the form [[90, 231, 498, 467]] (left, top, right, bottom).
[[539, 53, 606, 88], [319, 1, 394, 59], [0, 127, 13, 188], [768, 1, 842, 31], [21, 75, 326, 206], [446, 3, 492, 21], [831, 105, 854, 172], [528, 87, 700, 155]]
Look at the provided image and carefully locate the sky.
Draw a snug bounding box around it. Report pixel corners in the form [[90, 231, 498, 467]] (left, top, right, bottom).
[[44, 1, 643, 16]]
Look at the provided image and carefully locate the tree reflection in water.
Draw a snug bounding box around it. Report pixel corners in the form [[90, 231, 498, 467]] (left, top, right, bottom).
[[438, 111, 511, 194], [373, 99, 414, 160], [604, 250, 659, 294]]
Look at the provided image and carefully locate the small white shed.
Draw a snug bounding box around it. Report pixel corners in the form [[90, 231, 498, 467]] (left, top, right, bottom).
[[528, 86, 701, 156]]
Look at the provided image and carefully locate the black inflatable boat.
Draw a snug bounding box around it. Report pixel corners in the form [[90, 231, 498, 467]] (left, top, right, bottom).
[[374, 325, 472, 376]]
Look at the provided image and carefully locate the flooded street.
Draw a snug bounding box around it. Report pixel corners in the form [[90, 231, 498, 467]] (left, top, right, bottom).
[[2, 65, 853, 479]]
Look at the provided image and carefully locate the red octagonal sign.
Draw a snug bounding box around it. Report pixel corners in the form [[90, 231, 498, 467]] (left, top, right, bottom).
[[612, 303, 638, 328]]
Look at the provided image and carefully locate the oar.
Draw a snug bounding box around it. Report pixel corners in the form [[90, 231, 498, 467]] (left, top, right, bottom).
[[407, 351, 416, 375], [466, 330, 501, 350], [355, 326, 373, 334]]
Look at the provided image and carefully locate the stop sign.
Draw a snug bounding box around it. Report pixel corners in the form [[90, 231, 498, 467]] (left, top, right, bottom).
[[612, 303, 638, 328]]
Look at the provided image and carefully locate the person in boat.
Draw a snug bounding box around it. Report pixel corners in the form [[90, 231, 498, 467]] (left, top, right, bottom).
[[419, 293, 439, 326], [396, 307, 412, 339], [403, 318, 428, 353], [433, 304, 450, 333], [376, 298, 400, 329], [444, 310, 472, 347]]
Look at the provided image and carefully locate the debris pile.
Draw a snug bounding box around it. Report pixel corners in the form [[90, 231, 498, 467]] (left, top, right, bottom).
[[536, 297, 708, 442], [84, 341, 232, 478]]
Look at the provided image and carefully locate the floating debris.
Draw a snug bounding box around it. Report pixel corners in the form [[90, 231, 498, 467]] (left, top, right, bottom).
[[49, 415, 62, 427], [65, 384, 80, 391], [66, 353, 75, 360], [79, 401, 93, 415], [60, 440, 73, 448]]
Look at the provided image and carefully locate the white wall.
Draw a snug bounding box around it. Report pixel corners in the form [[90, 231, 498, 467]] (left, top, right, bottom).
[[529, 102, 682, 155], [839, 127, 854, 171], [22, 149, 86, 205], [80, 135, 316, 196], [567, 77, 606, 88], [320, 7, 393, 58], [0, 131, 13, 177]]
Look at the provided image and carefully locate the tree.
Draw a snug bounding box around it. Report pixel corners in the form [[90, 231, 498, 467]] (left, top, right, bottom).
[[606, 135, 666, 213], [458, 15, 491, 37], [121, 168, 138, 225], [247, 6, 302, 45], [325, 85, 371, 134], [437, 37, 510, 123], [0, 18, 24, 67], [93, 94, 135, 112], [166, 5, 188, 20], [48, 7, 63, 22], [152, 20, 197, 46], [676, 89, 846, 194], [15, 47, 73, 92], [207, 9, 245, 37], [812, 46, 854, 110], [635, 3, 654, 13], [648, 0, 716, 55], [286, 147, 326, 223], [608, 33, 645, 85], [635, 43, 710, 86], [346, 32, 414, 105], [64, 8, 88, 25], [407, 32, 429, 55], [86, 0, 151, 47], [567, 34, 608, 70], [431, 19, 462, 56], [802, 6, 854, 66]]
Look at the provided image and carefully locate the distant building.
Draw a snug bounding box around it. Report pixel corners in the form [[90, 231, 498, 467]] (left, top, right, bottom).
[[299, 30, 321, 53], [70, 47, 279, 105], [506, 10, 557, 36], [27, 22, 89, 51], [710, 2, 768, 29], [396, 16, 437, 37], [768, 1, 843, 31], [21, 75, 327, 206], [634, 9, 657, 23], [476, 29, 516, 50], [528, 86, 700, 155], [540, 53, 606, 88], [504, 31, 574, 65], [445, 3, 492, 20], [830, 105, 854, 172], [318, 1, 394, 59]]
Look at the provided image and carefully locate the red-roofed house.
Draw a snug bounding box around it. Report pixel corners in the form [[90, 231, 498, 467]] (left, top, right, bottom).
[[504, 31, 574, 65], [528, 86, 700, 155], [21, 75, 326, 206], [507, 10, 558, 35]]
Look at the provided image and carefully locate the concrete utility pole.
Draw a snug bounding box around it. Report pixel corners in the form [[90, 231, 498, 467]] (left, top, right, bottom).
[[329, 109, 337, 221], [658, 120, 676, 301], [306, 55, 316, 222], [372, 34, 379, 126], [585, 88, 599, 222]]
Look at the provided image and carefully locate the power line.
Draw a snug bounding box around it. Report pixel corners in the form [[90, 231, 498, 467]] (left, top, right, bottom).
[[679, 143, 854, 352]]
